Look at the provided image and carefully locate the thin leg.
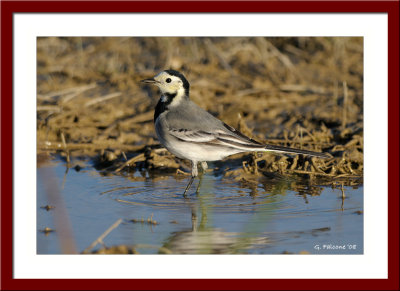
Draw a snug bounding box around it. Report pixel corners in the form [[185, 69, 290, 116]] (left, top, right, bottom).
[[195, 161, 207, 194], [183, 161, 198, 196], [183, 176, 195, 196], [200, 161, 208, 171], [195, 173, 204, 194]]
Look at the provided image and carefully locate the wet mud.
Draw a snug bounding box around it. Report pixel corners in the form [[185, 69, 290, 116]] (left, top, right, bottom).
[[38, 37, 363, 187]]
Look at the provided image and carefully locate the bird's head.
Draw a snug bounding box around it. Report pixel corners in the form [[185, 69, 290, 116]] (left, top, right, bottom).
[[141, 70, 190, 105]]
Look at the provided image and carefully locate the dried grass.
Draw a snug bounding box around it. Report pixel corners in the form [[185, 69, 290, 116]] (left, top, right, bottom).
[[37, 37, 363, 186]]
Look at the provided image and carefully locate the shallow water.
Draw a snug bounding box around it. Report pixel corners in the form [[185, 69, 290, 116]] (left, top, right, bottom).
[[37, 159, 363, 254]]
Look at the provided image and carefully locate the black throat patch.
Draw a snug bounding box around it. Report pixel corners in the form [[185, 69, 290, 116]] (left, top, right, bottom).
[[154, 93, 176, 122]]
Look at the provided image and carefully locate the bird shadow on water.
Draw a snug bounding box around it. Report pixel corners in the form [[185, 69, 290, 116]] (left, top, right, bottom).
[[150, 172, 335, 254], [160, 174, 271, 254]]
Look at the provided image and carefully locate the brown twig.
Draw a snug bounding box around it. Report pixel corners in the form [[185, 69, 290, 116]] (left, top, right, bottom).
[[83, 218, 123, 253], [84, 92, 122, 107], [38, 83, 97, 102], [342, 81, 348, 129], [114, 153, 145, 173], [38, 141, 145, 152], [60, 131, 70, 164]]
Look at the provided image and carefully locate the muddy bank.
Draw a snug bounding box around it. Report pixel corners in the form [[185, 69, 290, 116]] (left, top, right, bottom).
[[37, 37, 363, 187]]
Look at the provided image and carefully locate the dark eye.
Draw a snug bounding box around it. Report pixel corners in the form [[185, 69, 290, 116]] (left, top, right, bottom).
[[166, 78, 172, 83]]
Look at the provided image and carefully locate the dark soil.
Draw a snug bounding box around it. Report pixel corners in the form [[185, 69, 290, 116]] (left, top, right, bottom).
[[37, 37, 363, 187]]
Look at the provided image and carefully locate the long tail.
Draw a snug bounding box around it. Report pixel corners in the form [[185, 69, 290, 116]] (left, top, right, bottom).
[[264, 144, 330, 158], [216, 124, 330, 158], [217, 135, 330, 158]]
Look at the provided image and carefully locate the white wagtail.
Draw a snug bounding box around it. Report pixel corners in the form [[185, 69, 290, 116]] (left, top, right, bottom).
[[141, 70, 329, 195]]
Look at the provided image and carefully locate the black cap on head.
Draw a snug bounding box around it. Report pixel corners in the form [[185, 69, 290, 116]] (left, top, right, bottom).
[[165, 69, 190, 95]]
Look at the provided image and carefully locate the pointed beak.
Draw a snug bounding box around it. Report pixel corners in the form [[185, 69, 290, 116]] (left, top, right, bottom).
[[140, 78, 158, 84]]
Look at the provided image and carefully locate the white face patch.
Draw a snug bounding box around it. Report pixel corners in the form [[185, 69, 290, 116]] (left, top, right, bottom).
[[161, 95, 168, 102], [154, 72, 183, 95]]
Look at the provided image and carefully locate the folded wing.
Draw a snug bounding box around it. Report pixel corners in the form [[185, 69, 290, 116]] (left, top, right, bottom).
[[168, 122, 264, 151]]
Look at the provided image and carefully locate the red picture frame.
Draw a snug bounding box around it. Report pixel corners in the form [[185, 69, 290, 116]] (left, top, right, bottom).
[[1, 1, 399, 290]]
